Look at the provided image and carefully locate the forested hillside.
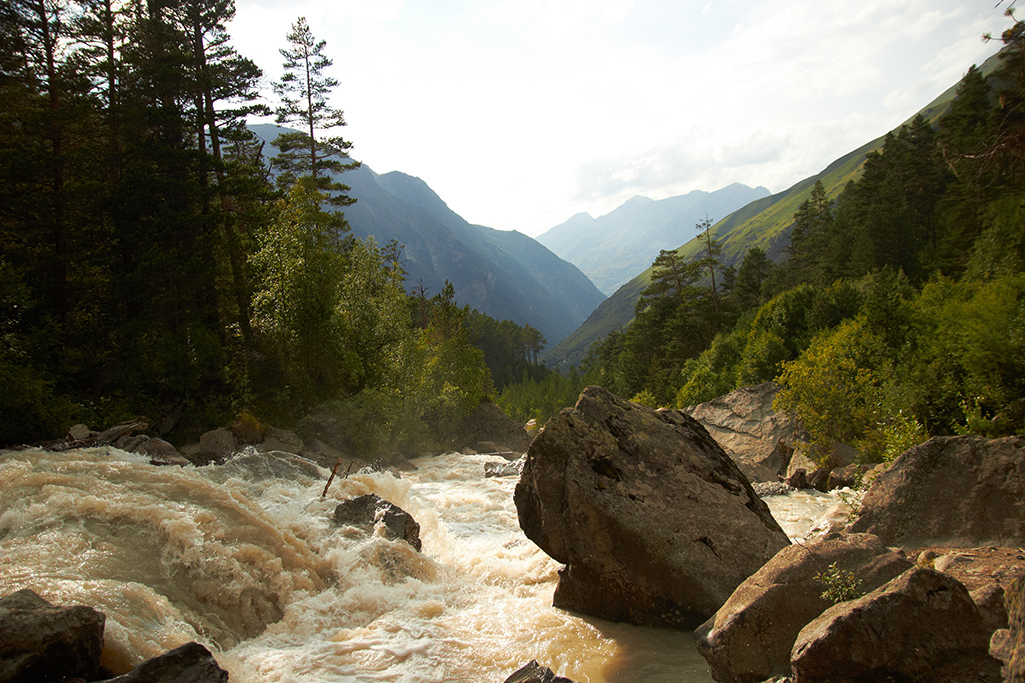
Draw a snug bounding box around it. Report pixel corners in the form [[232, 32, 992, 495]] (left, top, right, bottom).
[[0, 2, 546, 451], [544, 48, 1010, 369], [555, 25, 1025, 463], [537, 183, 770, 295]]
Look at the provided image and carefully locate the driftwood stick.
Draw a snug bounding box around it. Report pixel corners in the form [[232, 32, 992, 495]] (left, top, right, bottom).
[[322, 459, 343, 499]]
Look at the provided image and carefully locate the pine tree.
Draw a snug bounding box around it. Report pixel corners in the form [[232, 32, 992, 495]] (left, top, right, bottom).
[[271, 16, 358, 211]]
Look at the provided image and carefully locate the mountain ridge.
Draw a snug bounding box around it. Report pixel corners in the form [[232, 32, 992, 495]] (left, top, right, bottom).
[[537, 183, 771, 295], [249, 124, 606, 348]]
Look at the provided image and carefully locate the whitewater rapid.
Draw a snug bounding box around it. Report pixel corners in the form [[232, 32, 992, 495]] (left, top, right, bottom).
[[0, 447, 842, 682]]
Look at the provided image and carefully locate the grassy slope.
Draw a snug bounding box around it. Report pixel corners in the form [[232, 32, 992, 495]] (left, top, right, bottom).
[[543, 52, 998, 369]]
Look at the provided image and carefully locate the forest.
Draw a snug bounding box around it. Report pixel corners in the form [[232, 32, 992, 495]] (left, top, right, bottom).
[[499, 14, 1025, 465], [0, 0, 548, 452]]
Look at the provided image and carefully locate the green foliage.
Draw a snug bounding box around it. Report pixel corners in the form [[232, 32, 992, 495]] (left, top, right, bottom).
[[774, 318, 887, 463], [497, 367, 589, 427], [813, 562, 863, 605]]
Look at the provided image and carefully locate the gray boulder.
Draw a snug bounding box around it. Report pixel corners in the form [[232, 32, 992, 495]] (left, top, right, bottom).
[[103, 641, 228, 683], [0, 589, 105, 683], [791, 567, 1002, 683], [515, 386, 789, 629], [848, 435, 1025, 547], [180, 428, 238, 466], [683, 382, 807, 483], [695, 533, 912, 683], [333, 494, 422, 551]]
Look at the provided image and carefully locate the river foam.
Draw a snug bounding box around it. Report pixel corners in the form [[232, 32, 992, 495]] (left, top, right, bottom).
[[0, 447, 840, 682]]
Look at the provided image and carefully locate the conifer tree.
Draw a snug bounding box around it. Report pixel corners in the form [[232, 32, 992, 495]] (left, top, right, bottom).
[[271, 17, 358, 210]]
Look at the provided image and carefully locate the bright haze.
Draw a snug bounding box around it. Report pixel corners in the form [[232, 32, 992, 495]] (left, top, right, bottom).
[[233, 0, 1008, 237]]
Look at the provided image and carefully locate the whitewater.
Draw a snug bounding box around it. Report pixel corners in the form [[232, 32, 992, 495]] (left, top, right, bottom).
[[0, 447, 845, 682]]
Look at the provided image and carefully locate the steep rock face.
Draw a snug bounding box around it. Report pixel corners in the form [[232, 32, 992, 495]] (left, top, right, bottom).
[[0, 589, 105, 683], [514, 386, 789, 629], [695, 533, 912, 683], [464, 401, 532, 454], [1009, 573, 1025, 682], [848, 435, 1025, 547], [683, 382, 807, 483], [791, 567, 1002, 683]]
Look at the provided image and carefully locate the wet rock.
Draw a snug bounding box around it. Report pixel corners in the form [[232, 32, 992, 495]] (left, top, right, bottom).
[[515, 386, 789, 629], [683, 382, 808, 483], [752, 481, 793, 497], [465, 400, 531, 455], [695, 533, 912, 683], [848, 435, 1025, 547], [180, 428, 237, 466], [103, 641, 228, 683], [826, 463, 873, 491], [485, 457, 524, 478], [791, 567, 1002, 683], [333, 494, 422, 551], [0, 589, 105, 683], [502, 660, 576, 683], [257, 427, 305, 456], [216, 451, 324, 483]]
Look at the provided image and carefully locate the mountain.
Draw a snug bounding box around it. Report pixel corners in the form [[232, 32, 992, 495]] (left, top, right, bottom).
[[248, 124, 606, 347], [537, 184, 771, 295], [543, 50, 1005, 368]]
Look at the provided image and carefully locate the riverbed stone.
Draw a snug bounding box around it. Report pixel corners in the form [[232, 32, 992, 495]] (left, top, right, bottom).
[[695, 533, 912, 683], [515, 386, 790, 629], [103, 641, 228, 683], [0, 589, 105, 683], [333, 494, 422, 551], [502, 660, 576, 683], [848, 435, 1025, 547], [791, 566, 1002, 683]]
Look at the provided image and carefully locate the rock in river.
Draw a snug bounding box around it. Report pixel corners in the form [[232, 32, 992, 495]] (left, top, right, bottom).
[[514, 386, 790, 629]]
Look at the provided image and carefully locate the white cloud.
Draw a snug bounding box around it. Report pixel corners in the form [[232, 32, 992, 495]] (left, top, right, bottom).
[[231, 0, 1009, 235]]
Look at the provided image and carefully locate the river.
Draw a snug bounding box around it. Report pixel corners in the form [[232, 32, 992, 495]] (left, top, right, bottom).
[[0, 447, 844, 682]]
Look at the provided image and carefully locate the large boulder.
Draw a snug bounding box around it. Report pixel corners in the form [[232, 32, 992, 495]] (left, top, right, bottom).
[[333, 494, 422, 551], [514, 386, 790, 629], [103, 641, 228, 683], [0, 589, 105, 683], [696, 533, 912, 683], [791, 567, 1002, 683], [180, 428, 238, 466], [465, 400, 531, 455], [683, 382, 807, 483], [848, 435, 1025, 547]]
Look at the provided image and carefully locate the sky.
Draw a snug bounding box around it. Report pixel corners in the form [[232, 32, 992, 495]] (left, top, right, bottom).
[[230, 0, 1011, 238]]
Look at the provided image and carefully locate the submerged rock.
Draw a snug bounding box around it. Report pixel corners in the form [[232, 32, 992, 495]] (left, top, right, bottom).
[[791, 567, 1002, 683], [515, 386, 789, 629], [695, 533, 912, 683], [502, 660, 576, 683], [0, 589, 105, 683], [333, 494, 422, 551], [103, 641, 228, 683], [848, 435, 1025, 547]]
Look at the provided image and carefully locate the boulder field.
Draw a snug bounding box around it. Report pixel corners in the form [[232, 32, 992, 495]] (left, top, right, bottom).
[[515, 384, 1025, 682]]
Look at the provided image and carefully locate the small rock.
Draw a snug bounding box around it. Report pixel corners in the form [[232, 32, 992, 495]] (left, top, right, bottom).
[[68, 424, 93, 441], [333, 494, 422, 551], [502, 660, 576, 683], [485, 458, 524, 478], [102, 642, 228, 683]]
